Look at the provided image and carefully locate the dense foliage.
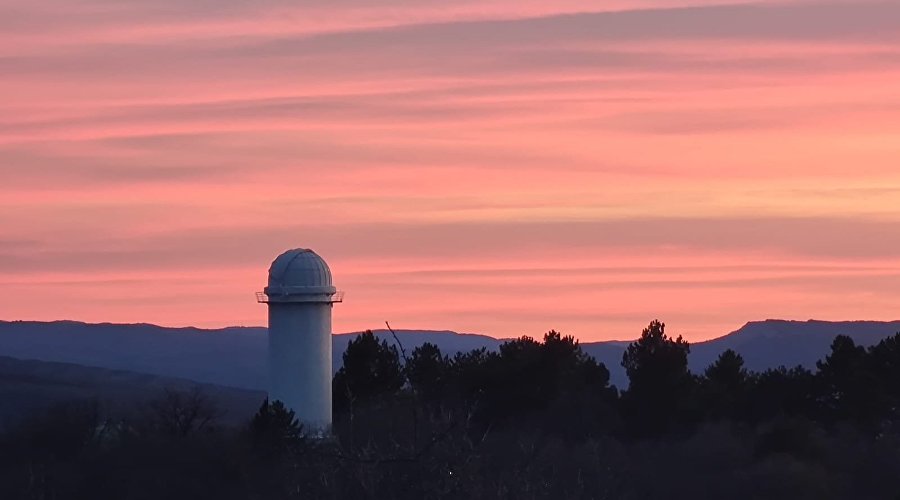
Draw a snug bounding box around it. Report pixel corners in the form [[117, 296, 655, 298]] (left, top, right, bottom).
[[3, 322, 900, 499]]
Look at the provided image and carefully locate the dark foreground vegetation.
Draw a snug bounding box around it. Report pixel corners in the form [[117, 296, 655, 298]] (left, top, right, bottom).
[[3, 320, 900, 499]]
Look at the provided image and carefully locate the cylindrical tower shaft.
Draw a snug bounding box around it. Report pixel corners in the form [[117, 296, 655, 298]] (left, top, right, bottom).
[[268, 302, 333, 428]]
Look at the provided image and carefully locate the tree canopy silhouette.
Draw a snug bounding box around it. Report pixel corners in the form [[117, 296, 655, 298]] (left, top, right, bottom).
[[700, 349, 749, 420], [406, 342, 451, 408], [816, 335, 888, 430], [333, 330, 404, 412], [621, 320, 694, 436], [249, 399, 305, 457]]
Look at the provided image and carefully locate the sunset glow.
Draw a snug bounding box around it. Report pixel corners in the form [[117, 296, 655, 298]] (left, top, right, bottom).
[[2, 0, 900, 340]]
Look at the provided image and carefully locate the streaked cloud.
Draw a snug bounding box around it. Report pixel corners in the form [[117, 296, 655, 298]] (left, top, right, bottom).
[[1, 0, 899, 340]]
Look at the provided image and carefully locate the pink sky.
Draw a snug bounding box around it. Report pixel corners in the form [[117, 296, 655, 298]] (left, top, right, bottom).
[[2, 0, 899, 341]]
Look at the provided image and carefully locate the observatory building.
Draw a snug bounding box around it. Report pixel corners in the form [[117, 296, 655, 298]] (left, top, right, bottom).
[[257, 248, 342, 430]]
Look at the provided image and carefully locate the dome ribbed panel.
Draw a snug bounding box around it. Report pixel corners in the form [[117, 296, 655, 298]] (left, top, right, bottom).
[[268, 249, 333, 288]]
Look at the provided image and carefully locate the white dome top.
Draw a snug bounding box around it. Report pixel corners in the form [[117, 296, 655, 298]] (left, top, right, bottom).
[[265, 248, 336, 298]]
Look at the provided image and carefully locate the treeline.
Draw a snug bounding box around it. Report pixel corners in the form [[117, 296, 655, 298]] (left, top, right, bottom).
[[2, 320, 900, 499], [335, 320, 900, 439]]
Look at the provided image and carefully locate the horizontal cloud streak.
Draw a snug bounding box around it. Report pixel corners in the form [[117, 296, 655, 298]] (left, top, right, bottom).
[[2, 216, 900, 275], [2, 0, 899, 340]]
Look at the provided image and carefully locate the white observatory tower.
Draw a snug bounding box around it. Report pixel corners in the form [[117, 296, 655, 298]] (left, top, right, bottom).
[[257, 248, 342, 430]]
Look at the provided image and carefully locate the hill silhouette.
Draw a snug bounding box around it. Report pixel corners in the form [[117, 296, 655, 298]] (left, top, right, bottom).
[[1, 319, 898, 388], [0, 354, 264, 425]]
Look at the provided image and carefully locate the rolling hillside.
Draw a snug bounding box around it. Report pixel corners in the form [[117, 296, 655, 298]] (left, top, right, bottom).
[[1, 319, 898, 390], [0, 354, 265, 426]]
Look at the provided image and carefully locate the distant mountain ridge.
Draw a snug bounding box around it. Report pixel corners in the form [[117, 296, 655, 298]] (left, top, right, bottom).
[[1, 319, 898, 389], [0, 354, 265, 425], [0, 320, 503, 389], [692, 319, 900, 372]]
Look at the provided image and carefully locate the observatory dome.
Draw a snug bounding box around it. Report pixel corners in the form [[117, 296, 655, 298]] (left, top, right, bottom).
[[265, 248, 336, 297]]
